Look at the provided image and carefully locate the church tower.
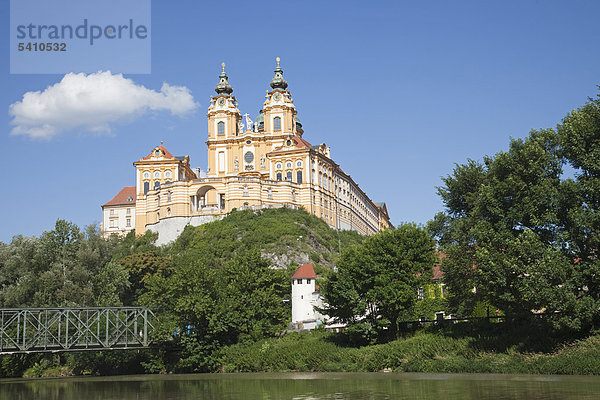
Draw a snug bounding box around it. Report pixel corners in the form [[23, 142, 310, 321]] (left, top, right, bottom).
[[261, 58, 303, 137], [206, 63, 241, 177]]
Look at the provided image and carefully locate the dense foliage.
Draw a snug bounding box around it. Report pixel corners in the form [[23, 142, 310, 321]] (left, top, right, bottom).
[[0, 207, 363, 376], [320, 223, 438, 341], [430, 92, 600, 331], [220, 327, 600, 375]]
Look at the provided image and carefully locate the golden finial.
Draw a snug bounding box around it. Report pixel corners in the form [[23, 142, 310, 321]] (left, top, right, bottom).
[[221, 62, 226, 72], [276, 57, 280, 67]]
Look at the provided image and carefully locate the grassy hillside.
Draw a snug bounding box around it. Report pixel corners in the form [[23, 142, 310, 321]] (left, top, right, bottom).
[[169, 207, 364, 271]]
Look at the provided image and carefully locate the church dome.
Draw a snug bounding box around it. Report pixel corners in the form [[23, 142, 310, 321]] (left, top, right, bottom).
[[215, 62, 233, 95], [270, 57, 288, 90], [255, 109, 265, 130]]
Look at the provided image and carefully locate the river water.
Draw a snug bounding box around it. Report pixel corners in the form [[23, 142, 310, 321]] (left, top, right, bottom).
[[2, 372, 600, 399]]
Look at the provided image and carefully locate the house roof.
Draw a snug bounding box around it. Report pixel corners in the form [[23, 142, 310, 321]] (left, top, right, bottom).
[[292, 263, 316, 279], [433, 251, 446, 280], [432, 265, 444, 280], [273, 135, 312, 152], [102, 186, 136, 207], [141, 145, 175, 160]]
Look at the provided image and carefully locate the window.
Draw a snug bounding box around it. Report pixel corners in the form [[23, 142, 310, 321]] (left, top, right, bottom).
[[154, 181, 160, 190], [298, 279, 303, 284], [167, 207, 171, 217], [154, 171, 161, 179], [296, 161, 302, 167], [143, 172, 150, 179], [165, 171, 172, 178], [110, 219, 116, 228], [243, 185, 249, 197], [218, 152, 225, 172], [297, 170, 303, 184], [286, 162, 292, 168], [167, 192, 172, 202], [126, 218, 131, 227], [144, 182, 149, 194], [276, 172, 282, 181], [268, 188, 273, 199], [286, 171, 292, 181], [110, 209, 115, 215], [217, 121, 225, 135], [273, 116, 281, 131], [292, 190, 296, 202], [276, 163, 282, 169], [154, 149, 160, 157], [417, 287, 424, 301], [307, 279, 311, 284], [126, 208, 131, 215]]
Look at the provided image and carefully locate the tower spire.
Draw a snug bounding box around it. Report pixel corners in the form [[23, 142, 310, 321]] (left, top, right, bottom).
[[270, 57, 288, 90], [215, 62, 233, 95]]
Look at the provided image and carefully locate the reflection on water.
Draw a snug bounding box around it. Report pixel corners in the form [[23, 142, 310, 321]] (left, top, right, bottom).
[[2, 372, 600, 400]]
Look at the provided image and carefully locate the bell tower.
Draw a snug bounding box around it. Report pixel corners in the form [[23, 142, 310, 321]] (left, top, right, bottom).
[[262, 58, 303, 137], [207, 63, 241, 177]]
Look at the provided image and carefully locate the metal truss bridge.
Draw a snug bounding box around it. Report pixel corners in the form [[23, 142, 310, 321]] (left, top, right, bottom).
[[0, 307, 155, 355]]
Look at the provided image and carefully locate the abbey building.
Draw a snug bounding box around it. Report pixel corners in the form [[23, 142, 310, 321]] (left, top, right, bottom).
[[101, 59, 391, 243]]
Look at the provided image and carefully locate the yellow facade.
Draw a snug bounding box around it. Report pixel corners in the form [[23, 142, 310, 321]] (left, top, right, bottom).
[[133, 60, 391, 240]]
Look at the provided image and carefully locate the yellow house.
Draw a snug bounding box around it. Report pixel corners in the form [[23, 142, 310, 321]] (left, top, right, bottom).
[[123, 59, 391, 244]]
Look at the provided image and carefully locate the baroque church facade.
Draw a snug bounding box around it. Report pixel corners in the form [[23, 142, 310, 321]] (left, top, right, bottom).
[[103, 59, 391, 243]]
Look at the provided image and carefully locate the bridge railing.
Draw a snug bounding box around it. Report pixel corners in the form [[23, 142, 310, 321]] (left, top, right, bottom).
[[0, 307, 155, 354]]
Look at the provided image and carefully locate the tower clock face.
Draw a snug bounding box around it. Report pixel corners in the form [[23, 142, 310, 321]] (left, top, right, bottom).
[[244, 151, 254, 163], [218, 98, 226, 106], [273, 93, 282, 101]]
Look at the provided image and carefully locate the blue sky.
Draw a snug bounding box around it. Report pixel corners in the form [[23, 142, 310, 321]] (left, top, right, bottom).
[[1, 0, 599, 243]]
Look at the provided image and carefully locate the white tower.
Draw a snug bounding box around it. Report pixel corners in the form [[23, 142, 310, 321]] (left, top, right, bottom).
[[291, 264, 318, 324]]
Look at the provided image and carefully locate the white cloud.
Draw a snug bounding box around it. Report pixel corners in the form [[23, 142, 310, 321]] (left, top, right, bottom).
[[9, 71, 199, 139]]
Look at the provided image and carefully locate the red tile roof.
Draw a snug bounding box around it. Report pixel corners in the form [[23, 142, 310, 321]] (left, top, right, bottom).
[[273, 135, 312, 151], [142, 145, 175, 160], [432, 265, 444, 280], [103, 186, 136, 207], [292, 264, 316, 279]]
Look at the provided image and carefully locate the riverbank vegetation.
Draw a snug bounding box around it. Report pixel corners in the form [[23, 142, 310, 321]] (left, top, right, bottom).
[[220, 326, 600, 375]]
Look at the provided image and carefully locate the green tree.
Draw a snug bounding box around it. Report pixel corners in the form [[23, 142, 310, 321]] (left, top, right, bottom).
[[321, 224, 437, 340], [433, 92, 600, 329], [140, 250, 288, 372]]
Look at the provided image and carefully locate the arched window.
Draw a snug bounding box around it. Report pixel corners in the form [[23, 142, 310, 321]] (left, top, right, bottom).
[[165, 171, 172, 178], [143, 172, 150, 179], [154, 181, 160, 190], [286, 171, 292, 181], [143, 182, 149, 194], [297, 170, 303, 184], [167, 191, 172, 201], [276, 172, 282, 181], [217, 121, 225, 135], [243, 185, 249, 197], [276, 163, 282, 170], [273, 116, 281, 131], [154, 171, 161, 179]]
